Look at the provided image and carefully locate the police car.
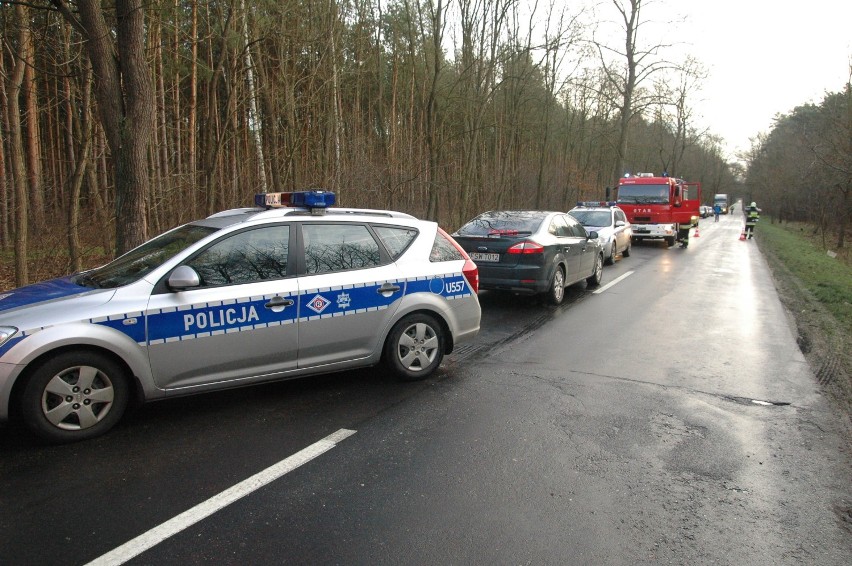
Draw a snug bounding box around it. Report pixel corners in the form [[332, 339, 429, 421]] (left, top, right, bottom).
[[0, 191, 481, 443], [567, 202, 632, 265]]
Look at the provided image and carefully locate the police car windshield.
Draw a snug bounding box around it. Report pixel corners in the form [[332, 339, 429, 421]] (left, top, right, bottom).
[[570, 210, 611, 227], [617, 184, 669, 204], [75, 225, 218, 289]]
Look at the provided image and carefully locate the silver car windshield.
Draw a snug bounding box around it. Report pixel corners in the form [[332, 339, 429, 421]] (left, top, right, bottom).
[[570, 211, 611, 227], [74, 224, 219, 289]]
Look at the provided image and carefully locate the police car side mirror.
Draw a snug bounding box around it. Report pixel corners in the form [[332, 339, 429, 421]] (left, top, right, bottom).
[[615, 220, 625, 227], [168, 265, 201, 291]]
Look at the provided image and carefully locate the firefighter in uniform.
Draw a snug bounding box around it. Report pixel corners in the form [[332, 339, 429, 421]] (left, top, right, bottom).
[[678, 225, 690, 247], [744, 201, 760, 239]]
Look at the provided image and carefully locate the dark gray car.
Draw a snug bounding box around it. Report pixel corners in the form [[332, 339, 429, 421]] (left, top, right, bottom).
[[452, 210, 603, 305]]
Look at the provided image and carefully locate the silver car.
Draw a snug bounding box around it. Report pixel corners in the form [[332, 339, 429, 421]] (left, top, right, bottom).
[[0, 191, 481, 443], [568, 202, 632, 265]]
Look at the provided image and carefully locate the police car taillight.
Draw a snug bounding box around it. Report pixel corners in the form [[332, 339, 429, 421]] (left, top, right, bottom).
[[255, 190, 336, 211], [439, 227, 479, 294], [507, 241, 544, 254]]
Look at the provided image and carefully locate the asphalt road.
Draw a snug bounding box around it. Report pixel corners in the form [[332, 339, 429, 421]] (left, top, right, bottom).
[[1, 213, 850, 565]]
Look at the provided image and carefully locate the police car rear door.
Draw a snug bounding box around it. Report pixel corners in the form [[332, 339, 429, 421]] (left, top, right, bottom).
[[295, 221, 405, 368], [145, 224, 300, 391]]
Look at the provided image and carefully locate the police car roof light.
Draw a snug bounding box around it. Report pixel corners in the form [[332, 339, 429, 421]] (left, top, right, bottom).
[[255, 190, 336, 210], [576, 201, 618, 208]]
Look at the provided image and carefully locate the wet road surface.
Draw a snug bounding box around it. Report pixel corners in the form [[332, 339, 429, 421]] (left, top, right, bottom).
[[1, 212, 850, 565]]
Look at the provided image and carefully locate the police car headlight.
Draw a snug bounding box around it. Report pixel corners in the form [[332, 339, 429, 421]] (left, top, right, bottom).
[[0, 326, 18, 347]]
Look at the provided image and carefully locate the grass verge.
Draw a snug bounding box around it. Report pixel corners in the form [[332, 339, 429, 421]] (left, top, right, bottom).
[[756, 220, 852, 420]]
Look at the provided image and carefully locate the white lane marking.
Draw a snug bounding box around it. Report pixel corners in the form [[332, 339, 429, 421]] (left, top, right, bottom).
[[593, 270, 634, 294], [86, 428, 357, 566]]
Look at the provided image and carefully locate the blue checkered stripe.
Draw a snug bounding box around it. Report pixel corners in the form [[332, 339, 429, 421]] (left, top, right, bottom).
[[298, 281, 397, 322], [0, 272, 473, 353], [145, 295, 296, 345], [404, 272, 472, 301]]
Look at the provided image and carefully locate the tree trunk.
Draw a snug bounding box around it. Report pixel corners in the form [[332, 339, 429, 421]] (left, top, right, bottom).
[[23, 35, 45, 232], [8, 4, 31, 285], [67, 68, 94, 273], [0, 50, 10, 249], [63, 0, 153, 256]]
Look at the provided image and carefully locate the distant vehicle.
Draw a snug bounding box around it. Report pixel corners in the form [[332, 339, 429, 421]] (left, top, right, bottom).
[[568, 202, 632, 265], [713, 193, 729, 214], [616, 172, 702, 248], [452, 210, 604, 305], [0, 191, 481, 443], [699, 205, 713, 218]]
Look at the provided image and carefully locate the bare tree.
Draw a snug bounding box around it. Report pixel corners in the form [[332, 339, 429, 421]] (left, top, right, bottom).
[[7, 4, 30, 285], [51, 0, 154, 255], [592, 0, 676, 182]]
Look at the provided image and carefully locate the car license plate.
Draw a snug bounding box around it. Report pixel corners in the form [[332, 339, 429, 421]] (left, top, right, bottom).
[[470, 252, 500, 262]]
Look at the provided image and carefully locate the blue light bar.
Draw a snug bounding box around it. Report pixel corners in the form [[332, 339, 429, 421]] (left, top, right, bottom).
[[292, 190, 336, 208], [255, 190, 336, 209]]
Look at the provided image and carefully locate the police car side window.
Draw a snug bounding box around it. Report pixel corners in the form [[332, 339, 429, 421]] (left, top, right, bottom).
[[430, 231, 463, 262], [187, 225, 290, 287], [303, 224, 381, 274], [373, 225, 418, 259]]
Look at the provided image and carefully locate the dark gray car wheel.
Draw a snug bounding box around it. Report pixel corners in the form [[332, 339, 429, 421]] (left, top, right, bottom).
[[547, 266, 566, 305], [20, 351, 130, 444], [623, 240, 631, 257], [586, 253, 603, 287], [384, 314, 445, 381]]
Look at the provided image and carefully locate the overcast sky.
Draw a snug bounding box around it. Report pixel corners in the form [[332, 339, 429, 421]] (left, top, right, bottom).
[[670, 0, 851, 159]]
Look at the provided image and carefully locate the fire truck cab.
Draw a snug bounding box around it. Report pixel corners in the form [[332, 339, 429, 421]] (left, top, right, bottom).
[[615, 173, 701, 247]]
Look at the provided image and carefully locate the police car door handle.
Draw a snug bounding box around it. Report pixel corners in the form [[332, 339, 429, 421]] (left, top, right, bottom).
[[265, 296, 294, 309], [377, 283, 401, 294]]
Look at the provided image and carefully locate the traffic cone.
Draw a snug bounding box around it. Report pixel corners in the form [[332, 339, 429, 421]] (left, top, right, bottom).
[[739, 230, 746, 241], [694, 226, 700, 237]]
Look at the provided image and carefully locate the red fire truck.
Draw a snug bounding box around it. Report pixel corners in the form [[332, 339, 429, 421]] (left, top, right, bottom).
[[614, 173, 701, 247]]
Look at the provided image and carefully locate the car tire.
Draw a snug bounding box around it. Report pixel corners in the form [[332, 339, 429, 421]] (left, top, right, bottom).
[[665, 236, 676, 247], [622, 241, 631, 257], [605, 242, 616, 265], [20, 351, 130, 444], [547, 267, 566, 305], [384, 314, 445, 381], [586, 254, 603, 287]]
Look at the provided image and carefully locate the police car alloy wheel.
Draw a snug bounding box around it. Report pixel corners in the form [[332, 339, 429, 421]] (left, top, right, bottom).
[[384, 313, 445, 381], [548, 267, 565, 305], [20, 351, 130, 444], [604, 241, 616, 265]]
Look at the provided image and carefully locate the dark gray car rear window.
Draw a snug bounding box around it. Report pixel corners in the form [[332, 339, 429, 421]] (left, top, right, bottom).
[[456, 212, 546, 236]]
